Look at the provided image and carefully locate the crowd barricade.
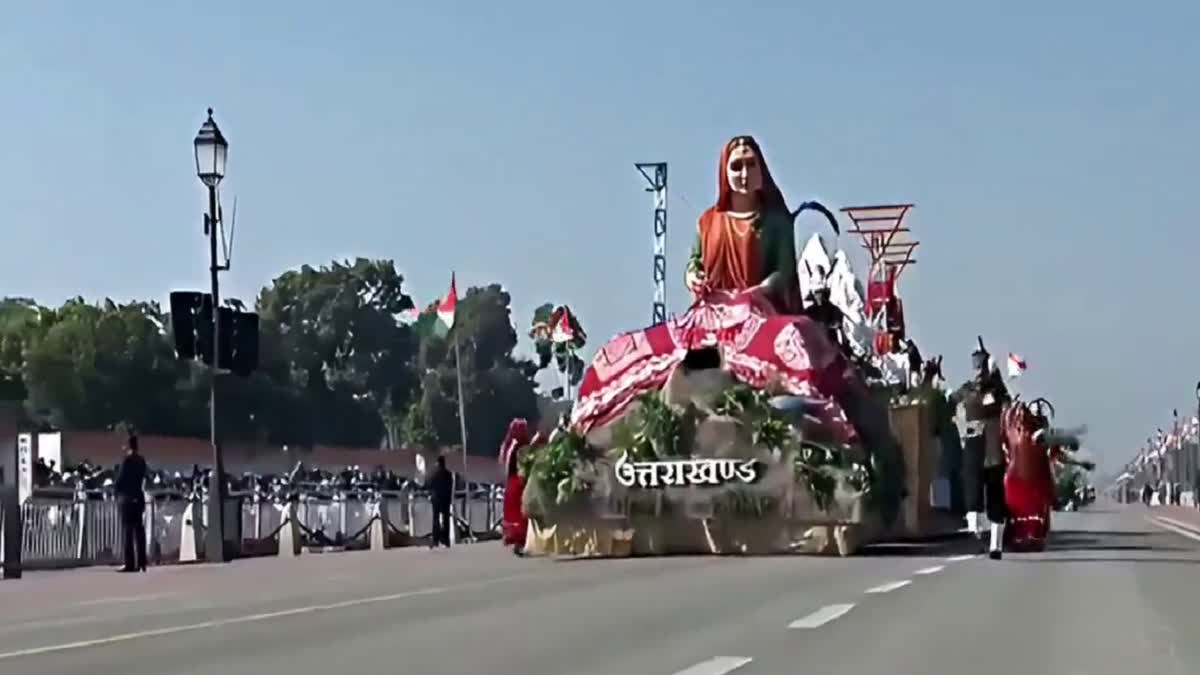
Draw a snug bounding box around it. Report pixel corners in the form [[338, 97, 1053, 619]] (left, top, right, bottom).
[[0, 485, 504, 570]]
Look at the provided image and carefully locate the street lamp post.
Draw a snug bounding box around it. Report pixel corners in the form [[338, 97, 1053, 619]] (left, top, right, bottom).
[[194, 108, 229, 563]]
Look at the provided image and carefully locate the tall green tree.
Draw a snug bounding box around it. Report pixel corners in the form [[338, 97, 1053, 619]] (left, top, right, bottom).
[[255, 258, 420, 447], [412, 284, 540, 456], [21, 298, 184, 434], [3, 263, 545, 456], [0, 297, 43, 402]]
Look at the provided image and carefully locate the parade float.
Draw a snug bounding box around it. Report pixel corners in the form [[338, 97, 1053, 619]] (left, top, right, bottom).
[[510, 136, 954, 558]]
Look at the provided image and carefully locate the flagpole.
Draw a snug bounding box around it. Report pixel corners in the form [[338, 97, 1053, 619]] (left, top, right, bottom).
[[568, 346, 577, 403], [453, 315, 470, 542]]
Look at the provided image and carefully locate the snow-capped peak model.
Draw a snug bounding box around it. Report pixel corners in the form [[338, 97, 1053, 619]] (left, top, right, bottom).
[[829, 250, 866, 318], [798, 232, 833, 300], [798, 233, 873, 358]]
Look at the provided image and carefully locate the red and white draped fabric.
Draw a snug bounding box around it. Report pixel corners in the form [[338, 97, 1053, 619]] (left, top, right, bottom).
[[570, 289, 858, 443], [865, 272, 896, 321]]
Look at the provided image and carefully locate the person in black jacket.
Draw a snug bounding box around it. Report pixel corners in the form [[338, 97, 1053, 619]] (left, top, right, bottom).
[[115, 434, 149, 572], [803, 285, 846, 352], [426, 455, 454, 548]]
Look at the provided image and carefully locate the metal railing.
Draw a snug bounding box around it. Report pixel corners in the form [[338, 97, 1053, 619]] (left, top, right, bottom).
[[2, 486, 504, 569]]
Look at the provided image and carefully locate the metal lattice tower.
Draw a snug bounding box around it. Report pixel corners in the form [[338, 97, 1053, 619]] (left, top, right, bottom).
[[635, 163, 668, 325]]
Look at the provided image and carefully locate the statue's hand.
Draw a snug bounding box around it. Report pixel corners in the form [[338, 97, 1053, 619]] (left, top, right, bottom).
[[686, 268, 710, 297]]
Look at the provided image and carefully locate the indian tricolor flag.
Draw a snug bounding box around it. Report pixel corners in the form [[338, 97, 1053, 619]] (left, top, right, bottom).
[[551, 306, 575, 344], [434, 274, 458, 336], [1006, 352, 1027, 379]]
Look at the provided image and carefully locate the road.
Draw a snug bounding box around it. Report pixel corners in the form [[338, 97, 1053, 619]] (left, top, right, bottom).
[[0, 503, 1198, 675]]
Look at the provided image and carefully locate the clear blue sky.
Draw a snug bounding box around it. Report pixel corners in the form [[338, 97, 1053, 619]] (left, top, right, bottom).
[[2, 1, 1197, 470]]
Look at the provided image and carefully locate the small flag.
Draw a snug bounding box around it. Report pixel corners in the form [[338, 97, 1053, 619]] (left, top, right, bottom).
[[551, 306, 575, 344], [1006, 352, 1027, 379], [436, 274, 458, 335], [397, 307, 420, 325]]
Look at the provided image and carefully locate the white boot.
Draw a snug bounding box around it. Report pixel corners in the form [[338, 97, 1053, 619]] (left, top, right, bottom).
[[966, 511, 979, 537], [989, 522, 1003, 559]]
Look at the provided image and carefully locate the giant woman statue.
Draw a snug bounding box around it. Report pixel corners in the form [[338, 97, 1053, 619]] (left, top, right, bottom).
[[570, 135, 904, 520]]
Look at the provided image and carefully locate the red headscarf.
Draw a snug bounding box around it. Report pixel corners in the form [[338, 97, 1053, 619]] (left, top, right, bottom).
[[711, 135, 790, 215], [498, 418, 532, 473], [702, 135, 802, 313]]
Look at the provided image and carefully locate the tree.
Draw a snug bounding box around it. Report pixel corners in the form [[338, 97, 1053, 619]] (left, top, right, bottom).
[[398, 397, 437, 448], [21, 298, 184, 433], [254, 258, 420, 447], [413, 284, 540, 456], [3, 262, 547, 457], [0, 297, 42, 402]]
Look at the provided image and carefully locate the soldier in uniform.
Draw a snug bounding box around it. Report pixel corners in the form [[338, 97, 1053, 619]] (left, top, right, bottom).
[[950, 340, 1011, 559]]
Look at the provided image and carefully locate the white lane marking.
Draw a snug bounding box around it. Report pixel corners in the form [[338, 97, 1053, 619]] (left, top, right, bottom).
[[1153, 515, 1200, 534], [673, 656, 753, 675], [1147, 516, 1200, 543], [0, 602, 220, 636], [0, 572, 534, 662], [788, 603, 854, 629], [946, 554, 976, 562], [77, 592, 180, 607], [913, 565, 945, 576], [864, 580, 912, 594]]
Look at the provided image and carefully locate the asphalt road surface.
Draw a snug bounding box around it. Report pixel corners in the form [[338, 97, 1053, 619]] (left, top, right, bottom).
[[1, 503, 1198, 675]]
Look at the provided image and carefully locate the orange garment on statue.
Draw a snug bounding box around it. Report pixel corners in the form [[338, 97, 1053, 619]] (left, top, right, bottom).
[[698, 210, 763, 292], [693, 135, 801, 313]]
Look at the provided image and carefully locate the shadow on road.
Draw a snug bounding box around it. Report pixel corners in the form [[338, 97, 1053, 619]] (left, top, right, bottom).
[[859, 534, 982, 558], [1046, 528, 1194, 555], [1008, 557, 1200, 565], [549, 533, 984, 562], [1052, 529, 1149, 539], [1050, 542, 1191, 552]]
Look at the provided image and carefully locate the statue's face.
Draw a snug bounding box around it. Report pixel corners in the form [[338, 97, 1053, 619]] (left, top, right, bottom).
[[726, 144, 763, 196]]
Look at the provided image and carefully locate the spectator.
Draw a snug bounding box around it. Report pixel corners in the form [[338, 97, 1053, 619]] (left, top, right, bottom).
[[426, 456, 454, 548], [115, 434, 148, 572]]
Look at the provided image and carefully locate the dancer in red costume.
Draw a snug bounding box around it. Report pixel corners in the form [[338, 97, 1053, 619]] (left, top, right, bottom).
[[1000, 398, 1090, 553], [1000, 400, 1053, 553], [498, 419, 534, 555]]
